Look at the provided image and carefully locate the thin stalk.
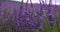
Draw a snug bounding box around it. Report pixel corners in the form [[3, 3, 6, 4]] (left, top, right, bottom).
[[30, 0, 33, 8]]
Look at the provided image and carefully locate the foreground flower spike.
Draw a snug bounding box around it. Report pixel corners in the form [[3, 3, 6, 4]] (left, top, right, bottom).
[[47, 0, 55, 27], [48, 14, 55, 27]]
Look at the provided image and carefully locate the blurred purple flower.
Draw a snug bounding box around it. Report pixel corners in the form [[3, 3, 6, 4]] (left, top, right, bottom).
[[50, 21, 54, 26], [48, 14, 55, 26], [48, 14, 54, 21]]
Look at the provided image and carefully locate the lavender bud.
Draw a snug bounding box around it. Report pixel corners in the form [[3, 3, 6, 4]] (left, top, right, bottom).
[[48, 14, 55, 26], [50, 21, 54, 26], [48, 14, 54, 21]]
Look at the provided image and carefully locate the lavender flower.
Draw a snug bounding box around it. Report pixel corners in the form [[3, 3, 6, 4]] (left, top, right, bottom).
[[48, 14, 55, 26], [48, 14, 54, 21], [50, 21, 54, 26]]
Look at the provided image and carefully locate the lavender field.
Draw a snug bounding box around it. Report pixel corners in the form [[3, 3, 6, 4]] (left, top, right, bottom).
[[0, 1, 60, 32]]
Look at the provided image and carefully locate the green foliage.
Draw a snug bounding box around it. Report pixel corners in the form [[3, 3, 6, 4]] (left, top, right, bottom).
[[35, 29, 40, 32]]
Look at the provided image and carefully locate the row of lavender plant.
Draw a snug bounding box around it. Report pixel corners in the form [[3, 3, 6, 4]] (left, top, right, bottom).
[[0, 1, 60, 32]]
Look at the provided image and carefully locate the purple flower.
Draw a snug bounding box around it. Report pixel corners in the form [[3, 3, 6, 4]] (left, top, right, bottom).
[[48, 14, 54, 21], [50, 21, 54, 26], [48, 14, 55, 26]]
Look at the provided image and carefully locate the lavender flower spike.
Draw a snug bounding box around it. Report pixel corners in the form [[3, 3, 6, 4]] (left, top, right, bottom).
[[48, 13, 55, 26]]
